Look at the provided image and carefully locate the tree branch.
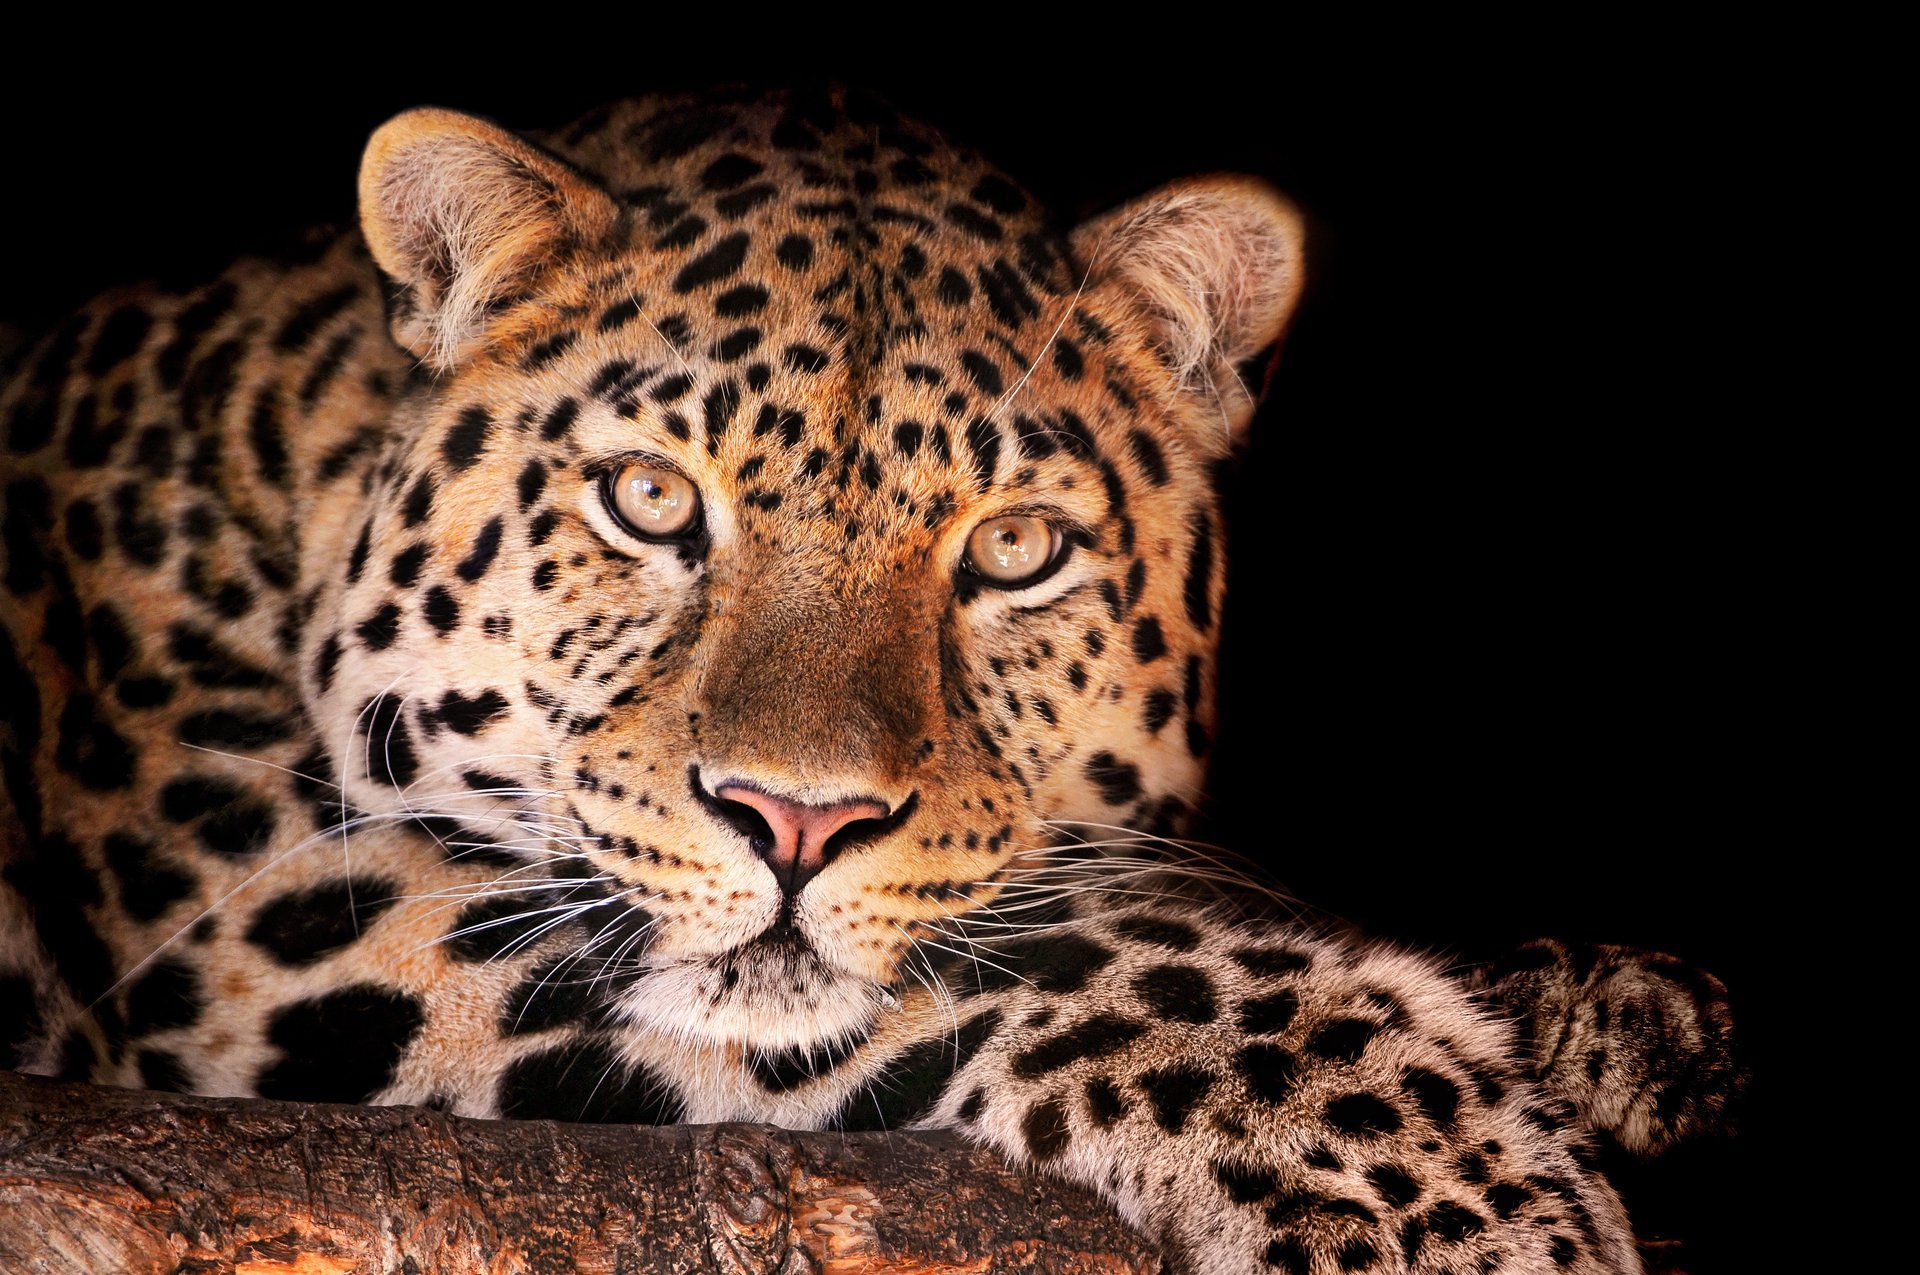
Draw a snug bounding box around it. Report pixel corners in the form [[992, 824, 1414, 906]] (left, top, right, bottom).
[[0, 1071, 1162, 1274]]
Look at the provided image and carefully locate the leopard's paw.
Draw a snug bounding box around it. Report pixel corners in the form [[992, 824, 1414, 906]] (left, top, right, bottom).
[[1479, 939, 1742, 1155]]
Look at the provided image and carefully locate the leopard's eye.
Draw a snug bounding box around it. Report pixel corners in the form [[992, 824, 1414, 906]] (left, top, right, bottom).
[[963, 515, 1061, 587], [604, 463, 701, 539]]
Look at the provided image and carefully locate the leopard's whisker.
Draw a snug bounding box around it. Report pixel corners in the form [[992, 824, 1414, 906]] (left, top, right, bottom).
[[1017, 823, 1297, 913], [395, 870, 606, 914], [176, 741, 339, 789], [971, 881, 1200, 906], [89, 809, 439, 1010], [915, 950, 965, 1056], [1001, 868, 1288, 916], [642, 308, 698, 380], [342, 674, 415, 925], [897, 932, 1030, 988], [395, 749, 568, 801], [505, 890, 656, 1031], [889, 927, 963, 1056], [432, 902, 595, 952], [422, 879, 625, 962], [592, 913, 663, 993], [558, 889, 658, 976], [1040, 819, 1281, 873], [983, 248, 1101, 427], [937, 904, 1079, 934], [910, 920, 1021, 953], [401, 808, 597, 853]]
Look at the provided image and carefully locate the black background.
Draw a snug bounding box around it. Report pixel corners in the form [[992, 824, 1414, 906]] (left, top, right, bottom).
[[3, 39, 1773, 1266]]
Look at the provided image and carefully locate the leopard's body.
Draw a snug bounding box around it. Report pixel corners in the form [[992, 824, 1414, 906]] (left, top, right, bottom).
[[0, 89, 1734, 1273]]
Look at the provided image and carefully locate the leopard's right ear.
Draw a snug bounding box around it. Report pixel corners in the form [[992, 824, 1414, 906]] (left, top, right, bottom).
[[359, 108, 619, 369]]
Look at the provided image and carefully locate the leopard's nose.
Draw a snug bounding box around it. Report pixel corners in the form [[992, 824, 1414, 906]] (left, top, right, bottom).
[[710, 782, 892, 897]]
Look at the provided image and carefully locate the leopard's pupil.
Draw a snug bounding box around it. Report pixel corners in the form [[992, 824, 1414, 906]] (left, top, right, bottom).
[[965, 514, 1057, 586], [991, 526, 1029, 567], [610, 465, 699, 537]]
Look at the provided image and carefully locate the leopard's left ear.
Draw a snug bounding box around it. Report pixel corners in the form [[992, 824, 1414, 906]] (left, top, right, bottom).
[[359, 108, 620, 369], [1071, 176, 1304, 442]]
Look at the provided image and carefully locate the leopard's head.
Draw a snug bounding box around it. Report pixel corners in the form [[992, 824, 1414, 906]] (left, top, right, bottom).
[[306, 93, 1302, 1052]]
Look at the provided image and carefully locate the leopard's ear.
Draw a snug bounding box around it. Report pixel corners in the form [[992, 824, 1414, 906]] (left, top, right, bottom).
[[359, 108, 619, 369], [1071, 176, 1304, 444]]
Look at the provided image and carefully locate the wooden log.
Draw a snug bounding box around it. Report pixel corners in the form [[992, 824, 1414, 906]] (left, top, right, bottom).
[[0, 1071, 1162, 1274]]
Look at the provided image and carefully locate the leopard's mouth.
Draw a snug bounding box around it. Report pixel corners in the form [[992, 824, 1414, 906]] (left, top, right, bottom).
[[712, 919, 833, 985], [602, 915, 887, 1050]]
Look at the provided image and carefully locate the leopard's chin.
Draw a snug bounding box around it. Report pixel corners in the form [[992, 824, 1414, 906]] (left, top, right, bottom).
[[607, 923, 886, 1051]]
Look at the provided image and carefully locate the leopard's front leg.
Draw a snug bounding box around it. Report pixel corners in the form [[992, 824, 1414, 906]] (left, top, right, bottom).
[[907, 907, 1644, 1275]]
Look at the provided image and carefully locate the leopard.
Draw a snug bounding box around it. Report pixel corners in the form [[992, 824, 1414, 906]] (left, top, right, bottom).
[[0, 87, 1738, 1273]]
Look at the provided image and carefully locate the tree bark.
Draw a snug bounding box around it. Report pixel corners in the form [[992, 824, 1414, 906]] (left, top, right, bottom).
[[0, 1071, 1162, 1275]]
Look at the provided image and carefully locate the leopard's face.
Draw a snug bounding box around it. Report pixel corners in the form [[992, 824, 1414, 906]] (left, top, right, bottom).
[[303, 95, 1298, 1051]]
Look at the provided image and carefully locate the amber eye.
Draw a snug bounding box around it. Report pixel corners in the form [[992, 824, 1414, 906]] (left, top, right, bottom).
[[964, 516, 1061, 587], [604, 463, 701, 539]]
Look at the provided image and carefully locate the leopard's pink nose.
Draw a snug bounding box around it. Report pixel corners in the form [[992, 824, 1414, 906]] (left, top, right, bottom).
[[713, 783, 891, 897]]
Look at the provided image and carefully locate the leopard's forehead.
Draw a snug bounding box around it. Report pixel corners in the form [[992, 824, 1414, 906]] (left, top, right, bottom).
[[426, 91, 1163, 581], [550, 90, 1061, 287], [525, 91, 1087, 401]]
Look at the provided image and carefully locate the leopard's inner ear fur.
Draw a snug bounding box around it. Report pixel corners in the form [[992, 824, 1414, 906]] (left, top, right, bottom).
[[1071, 176, 1305, 446], [358, 108, 620, 368]]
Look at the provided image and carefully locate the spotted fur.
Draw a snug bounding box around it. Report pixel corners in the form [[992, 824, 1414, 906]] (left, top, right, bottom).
[[0, 89, 1732, 1273]]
